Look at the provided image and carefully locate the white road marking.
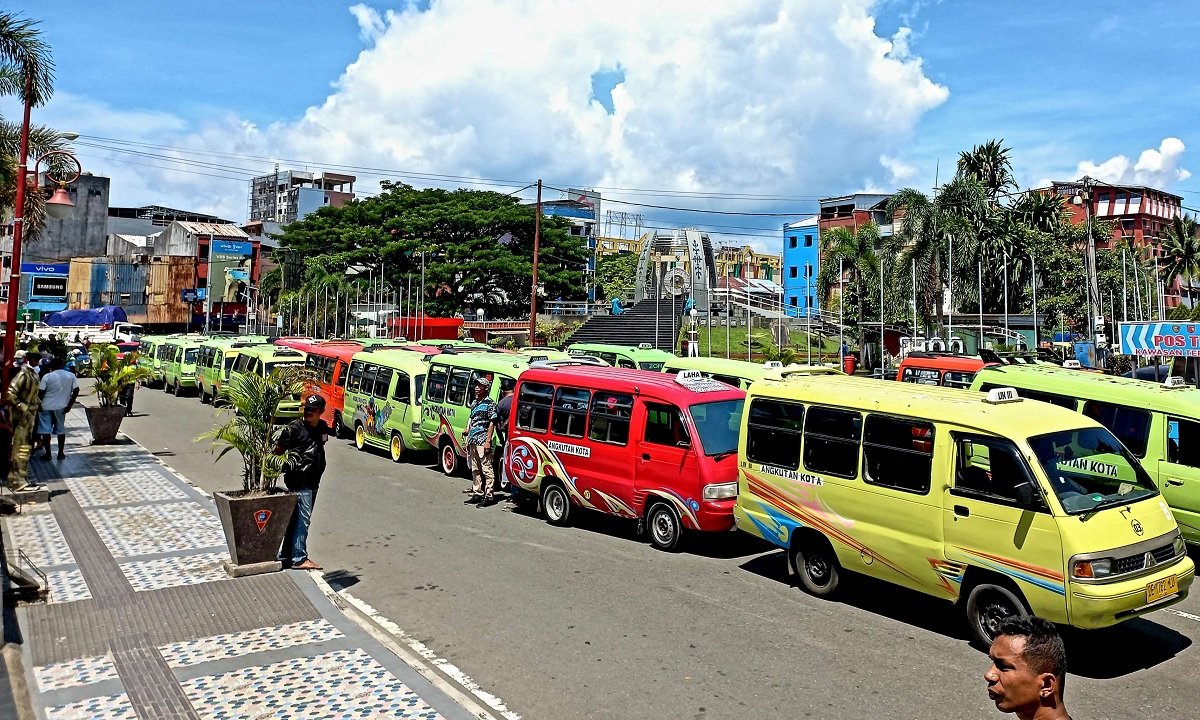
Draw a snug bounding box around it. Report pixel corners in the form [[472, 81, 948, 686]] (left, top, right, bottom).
[[1166, 608, 1200, 623]]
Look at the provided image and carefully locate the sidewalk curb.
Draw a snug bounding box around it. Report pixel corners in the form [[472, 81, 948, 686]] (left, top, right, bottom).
[[118, 425, 521, 720]]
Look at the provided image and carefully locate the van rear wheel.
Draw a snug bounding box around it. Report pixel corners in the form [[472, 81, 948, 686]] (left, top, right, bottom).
[[542, 482, 571, 526], [332, 411, 345, 439], [390, 433, 405, 463], [646, 502, 683, 551], [790, 536, 840, 597], [354, 423, 367, 451], [173, 382, 183, 397], [440, 441, 459, 476], [965, 583, 1029, 647]]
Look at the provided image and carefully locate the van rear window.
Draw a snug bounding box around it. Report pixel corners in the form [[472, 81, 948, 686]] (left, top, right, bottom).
[[517, 383, 553, 433], [552, 387, 590, 438], [747, 399, 804, 470], [426, 365, 448, 402], [803, 407, 861, 478], [589, 392, 633, 445], [862, 415, 934, 495]]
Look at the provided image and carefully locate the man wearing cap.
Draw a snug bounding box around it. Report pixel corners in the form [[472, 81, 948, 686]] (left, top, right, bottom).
[[274, 395, 331, 570], [464, 374, 499, 507], [6, 351, 41, 491]]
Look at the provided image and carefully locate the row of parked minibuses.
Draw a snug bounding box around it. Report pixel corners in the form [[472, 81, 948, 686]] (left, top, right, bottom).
[[146, 336, 1196, 646]]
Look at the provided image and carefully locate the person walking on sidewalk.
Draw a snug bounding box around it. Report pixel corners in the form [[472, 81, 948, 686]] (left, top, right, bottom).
[[6, 351, 41, 491], [37, 356, 79, 460], [464, 375, 499, 507], [275, 395, 330, 571]]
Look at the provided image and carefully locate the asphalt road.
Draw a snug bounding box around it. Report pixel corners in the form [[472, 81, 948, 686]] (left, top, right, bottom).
[[111, 384, 1200, 720]]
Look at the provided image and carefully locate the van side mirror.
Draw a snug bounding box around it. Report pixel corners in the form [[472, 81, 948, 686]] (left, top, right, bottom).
[[1013, 480, 1036, 508]]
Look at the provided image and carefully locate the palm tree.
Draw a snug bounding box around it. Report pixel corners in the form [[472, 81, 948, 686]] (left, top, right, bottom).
[[957, 139, 1016, 201], [1162, 214, 1200, 307], [816, 223, 881, 339], [0, 12, 66, 241]]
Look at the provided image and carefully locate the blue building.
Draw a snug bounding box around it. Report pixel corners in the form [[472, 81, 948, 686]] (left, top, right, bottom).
[[782, 217, 819, 318]]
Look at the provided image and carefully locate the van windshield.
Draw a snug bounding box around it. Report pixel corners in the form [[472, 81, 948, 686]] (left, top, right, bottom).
[[688, 399, 743, 456], [183, 349, 198, 364], [638, 361, 665, 371], [1027, 427, 1158, 514]]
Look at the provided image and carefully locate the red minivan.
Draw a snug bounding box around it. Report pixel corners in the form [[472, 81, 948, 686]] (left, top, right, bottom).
[[895, 351, 997, 389], [505, 366, 745, 551]]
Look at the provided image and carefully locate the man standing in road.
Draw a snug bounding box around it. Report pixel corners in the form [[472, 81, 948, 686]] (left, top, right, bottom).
[[6, 351, 41, 491], [464, 375, 499, 507], [37, 356, 79, 460], [275, 395, 330, 571], [494, 382, 517, 502], [984, 616, 1071, 720]]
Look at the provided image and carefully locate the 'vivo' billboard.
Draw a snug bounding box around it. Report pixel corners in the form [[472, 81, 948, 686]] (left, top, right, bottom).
[[20, 263, 69, 276]]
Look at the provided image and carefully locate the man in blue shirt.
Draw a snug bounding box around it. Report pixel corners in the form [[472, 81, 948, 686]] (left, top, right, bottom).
[[464, 375, 499, 507]]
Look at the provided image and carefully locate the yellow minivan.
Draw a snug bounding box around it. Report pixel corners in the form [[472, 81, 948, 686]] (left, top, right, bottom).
[[971, 364, 1200, 546], [735, 375, 1193, 645], [660, 357, 841, 389]]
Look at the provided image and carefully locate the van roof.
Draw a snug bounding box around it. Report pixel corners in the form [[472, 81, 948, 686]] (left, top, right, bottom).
[[238, 345, 307, 361], [350, 348, 429, 372], [662, 356, 772, 378], [566, 342, 676, 360], [198, 336, 271, 348], [522, 365, 746, 403], [428, 352, 530, 375], [898, 352, 992, 373], [756, 374, 1094, 437], [973, 363, 1200, 416]]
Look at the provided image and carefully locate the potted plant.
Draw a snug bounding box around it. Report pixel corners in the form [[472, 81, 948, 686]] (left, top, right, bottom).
[[202, 367, 303, 576], [87, 343, 152, 443]]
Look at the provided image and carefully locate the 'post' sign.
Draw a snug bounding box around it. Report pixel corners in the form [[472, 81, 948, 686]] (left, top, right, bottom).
[[1120, 321, 1200, 357]]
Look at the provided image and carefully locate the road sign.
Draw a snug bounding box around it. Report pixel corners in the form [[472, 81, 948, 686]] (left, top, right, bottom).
[[1119, 321, 1200, 357]]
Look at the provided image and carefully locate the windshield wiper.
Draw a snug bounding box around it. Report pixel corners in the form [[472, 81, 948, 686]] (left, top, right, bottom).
[[711, 450, 737, 460]]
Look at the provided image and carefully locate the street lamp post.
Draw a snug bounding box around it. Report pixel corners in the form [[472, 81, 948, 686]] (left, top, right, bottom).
[[1073, 178, 1103, 359]]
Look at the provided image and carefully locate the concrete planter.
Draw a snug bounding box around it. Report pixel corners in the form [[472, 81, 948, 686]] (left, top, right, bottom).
[[85, 405, 128, 444], [214, 489, 298, 577]]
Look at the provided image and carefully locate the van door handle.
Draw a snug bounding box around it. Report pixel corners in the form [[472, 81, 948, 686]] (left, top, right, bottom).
[[954, 505, 970, 517], [641, 453, 651, 461], [1167, 477, 1185, 487]]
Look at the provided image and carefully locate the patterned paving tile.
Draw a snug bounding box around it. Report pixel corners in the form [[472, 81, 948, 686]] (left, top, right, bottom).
[[85, 502, 224, 558], [119, 552, 229, 592], [44, 691, 137, 720], [4, 512, 75, 567], [43, 568, 92, 604], [64, 470, 186, 507], [159, 619, 344, 668], [179, 648, 445, 719], [34, 652, 118, 692]]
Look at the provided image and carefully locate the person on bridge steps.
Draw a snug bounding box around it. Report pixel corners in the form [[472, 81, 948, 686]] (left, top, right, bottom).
[[464, 375, 499, 507], [275, 394, 330, 571], [6, 351, 41, 491]]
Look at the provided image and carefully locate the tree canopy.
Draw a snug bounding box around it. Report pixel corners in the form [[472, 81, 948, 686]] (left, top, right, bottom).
[[276, 182, 590, 319]]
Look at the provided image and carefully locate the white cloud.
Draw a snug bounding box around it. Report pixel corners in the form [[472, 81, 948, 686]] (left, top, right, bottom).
[[1072, 137, 1191, 188], [880, 154, 917, 185], [15, 1, 951, 233]]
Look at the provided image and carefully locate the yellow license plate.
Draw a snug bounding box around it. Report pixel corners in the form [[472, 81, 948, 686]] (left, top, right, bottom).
[[1146, 575, 1178, 604]]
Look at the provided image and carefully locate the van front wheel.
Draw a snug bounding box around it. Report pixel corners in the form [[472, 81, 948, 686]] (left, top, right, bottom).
[[965, 583, 1028, 647], [440, 442, 459, 476], [790, 537, 840, 597], [542, 482, 571, 526], [332, 411, 345, 439], [390, 433, 405, 463], [646, 502, 682, 551]]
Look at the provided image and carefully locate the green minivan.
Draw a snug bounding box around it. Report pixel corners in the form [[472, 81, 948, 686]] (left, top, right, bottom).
[[566, 342, 674, 370], [970, 363, 1200, 545], [137, 335, 169, 387], [344, 348, 433, 462], [420, 352, 532, 475], [162, 338, 203, 397], [196, 336, 271, 404], [227, 345, 309, 419]]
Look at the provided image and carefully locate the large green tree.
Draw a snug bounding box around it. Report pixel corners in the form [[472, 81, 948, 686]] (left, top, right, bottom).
[[1162, 214, 1200, 306], [595, 252, 638, 301], [277, 182, 589, 320]]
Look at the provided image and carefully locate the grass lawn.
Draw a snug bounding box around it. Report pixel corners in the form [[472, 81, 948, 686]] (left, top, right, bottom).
[[688, 324, 842, 362]]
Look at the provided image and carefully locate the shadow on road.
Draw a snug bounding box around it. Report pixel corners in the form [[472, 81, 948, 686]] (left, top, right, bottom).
[[322, 569, 361, 591], [1063, 619, 1191, 678]]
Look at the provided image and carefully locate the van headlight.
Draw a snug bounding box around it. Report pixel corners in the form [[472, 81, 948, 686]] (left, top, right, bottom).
[[1072, 558, 1115, 579], [702, 482, 738, 500], [1174, 534, 1187, 557]]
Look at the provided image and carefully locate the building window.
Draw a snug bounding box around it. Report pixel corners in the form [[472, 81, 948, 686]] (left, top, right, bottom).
[[789, 266, 798, 278], [804, 235, 814, 247], [788, 236, 797, 248], [790, 296, 798, 309]]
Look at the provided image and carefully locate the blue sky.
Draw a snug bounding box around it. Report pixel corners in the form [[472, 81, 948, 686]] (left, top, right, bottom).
[[8, 1, 1200, 247]]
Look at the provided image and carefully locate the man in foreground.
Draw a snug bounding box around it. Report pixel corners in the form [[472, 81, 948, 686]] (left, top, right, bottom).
[[984, 616, 1071, 720], [464, 375, 498, 507], [38, 356, 80, 460], [275, 395, 330, 571]]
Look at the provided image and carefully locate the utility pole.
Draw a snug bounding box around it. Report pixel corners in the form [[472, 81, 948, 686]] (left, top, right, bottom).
[[529, 179, 542, 347], [1080, 177, 1103, 353]]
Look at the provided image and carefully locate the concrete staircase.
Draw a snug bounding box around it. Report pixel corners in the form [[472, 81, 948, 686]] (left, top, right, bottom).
[[565, 297, 684, 350]]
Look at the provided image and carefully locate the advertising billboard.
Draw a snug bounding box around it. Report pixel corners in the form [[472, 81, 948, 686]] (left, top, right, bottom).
[[31, 276, 67, 299], [210, 240, 253, 304]]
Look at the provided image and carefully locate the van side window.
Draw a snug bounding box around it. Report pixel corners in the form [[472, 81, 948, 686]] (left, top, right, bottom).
[[644, 403, 689, 446], [233, 354, 250, 373], [1167, 417, 1200, 467], [617, 357, 637, 369], [901, 368, 940, 386], [599, 352, 617, 366], [374, 368, 394, 398], [710, 374, 743, 388], [551, 387, 590, 438], [393, 373, 411, 404], [803, 407, 861, 478], [862, 415, 934, 494], [516, 382, 553, 433], [360, 364, 379, 397], [1082, 401, 1151, 457], [336, 361, 348, 388], [305, 354, 322, 379], [446, 369, 471, 405], [942, 371, 975, 389], [589, 392, 633, 445], [346, 361, 364, 393], [746, 399, 804, 469], [953, 435, 1042, 508], [426, 365, 449, 403]]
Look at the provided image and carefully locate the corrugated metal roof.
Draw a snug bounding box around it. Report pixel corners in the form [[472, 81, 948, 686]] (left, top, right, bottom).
[[175, 222, 249, 238], [113, 234, 153, 247]]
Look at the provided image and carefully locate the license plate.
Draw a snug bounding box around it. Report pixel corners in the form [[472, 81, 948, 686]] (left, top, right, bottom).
[[1146, 575, 1178, 604]]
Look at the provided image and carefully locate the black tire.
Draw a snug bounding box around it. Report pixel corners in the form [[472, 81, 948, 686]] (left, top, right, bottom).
[[389, 432, 405, 463], [164, 379, 173, 393], [965, 583, 1029, 647], [173, 382, 183, 397], [440, 441, 458, 476], [646, 501, 683, 551], [354, 423, 367, 451], [542, 482, 571, 526], [332, 411, 345, 439], [200, 388, 211, 404], [790, 535, 841, 597]]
